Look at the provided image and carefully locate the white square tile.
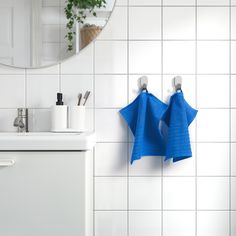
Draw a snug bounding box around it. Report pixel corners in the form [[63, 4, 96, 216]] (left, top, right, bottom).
[[61, 75, 93, 107], [28, 109, 51, 132], [197, 109, 229, 142], [95, 143, 128, 176], [0, 109, 18, 132], [231, 109, 236, 142], [163, 177, 195, 210], [98, 7, 127, 40], [129, 177, 161, 210], [163, 7, 195, 39], [129, 75, 162, 102], [197, 211, 229, 236], [197, 177, 229, 210], [163, 211, 195, 236], [232, 76, 236, 107], [129, 7, 161, 40], [26, 75, 59, 108], [163, 75, 196, 106], [233, 0, 236, 5], [163, 41, 195, 74], [60, 44, 93, 74], [84, 108, 94, 132], [232, 211, 236, 235], [95, 177, 127, 210], [163, 144, 196, 176], [197, 75, 230, 108], [197, 143, 230, 176], [95, 211, 127, 236], [197, 41, 229, 74], [129, 147, 162, 176], [129, 211, 161, 236], [0, 75, 25, 108], [198, 0, 229, 5], [231, 42, 236, 73], [232, 144, 236, 175], [95, 41, 127, 74], [231, 8, 236, 39], [232, 177, 236, 210], [163, 0, 195, 5], [197, 7, 229, 39], [129, 41, 161, 74], [129, 0, 161, 5], [95, 109, 128, 142], [95, 75, 127, 108]]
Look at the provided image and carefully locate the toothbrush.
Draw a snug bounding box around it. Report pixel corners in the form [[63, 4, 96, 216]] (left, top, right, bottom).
[[77, 93, 82, 106], [82, 91, 91, 106]]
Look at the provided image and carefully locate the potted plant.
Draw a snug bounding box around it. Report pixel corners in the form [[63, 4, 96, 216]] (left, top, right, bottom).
[[64, 0, 106, 51]]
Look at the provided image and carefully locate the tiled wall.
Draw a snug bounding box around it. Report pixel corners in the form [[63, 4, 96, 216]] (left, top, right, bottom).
[[0, 0, 235, 235]]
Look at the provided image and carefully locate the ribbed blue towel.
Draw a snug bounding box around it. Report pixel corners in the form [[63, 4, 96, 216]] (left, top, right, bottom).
[[162, 91, 198, 162], [120, 92, 167, 164]]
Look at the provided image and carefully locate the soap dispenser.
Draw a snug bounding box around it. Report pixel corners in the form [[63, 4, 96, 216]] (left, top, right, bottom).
[[51, 93, 67, 131]]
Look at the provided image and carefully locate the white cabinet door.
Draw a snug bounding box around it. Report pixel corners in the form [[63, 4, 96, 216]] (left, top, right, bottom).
[[0, 151, 92, 236]]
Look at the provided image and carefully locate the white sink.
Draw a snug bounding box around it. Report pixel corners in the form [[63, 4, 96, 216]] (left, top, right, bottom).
[[0, 132, 96, 151]]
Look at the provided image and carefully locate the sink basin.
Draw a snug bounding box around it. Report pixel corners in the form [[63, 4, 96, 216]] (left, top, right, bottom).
[[0, 132, 96, 151]]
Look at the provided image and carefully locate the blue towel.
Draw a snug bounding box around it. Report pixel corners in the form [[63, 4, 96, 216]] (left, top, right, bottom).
[[120, 92, 167, 164], [162, 91, 197, 162]]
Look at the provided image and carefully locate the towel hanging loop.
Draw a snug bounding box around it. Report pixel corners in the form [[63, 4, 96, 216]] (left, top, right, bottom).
[[139, 76, 149, 92], [174, 76, 182, 92]]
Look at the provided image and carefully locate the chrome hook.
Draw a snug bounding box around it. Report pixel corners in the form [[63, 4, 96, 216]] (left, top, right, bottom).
[[174, 76, 182, 92], [139, 76, 148, 92]]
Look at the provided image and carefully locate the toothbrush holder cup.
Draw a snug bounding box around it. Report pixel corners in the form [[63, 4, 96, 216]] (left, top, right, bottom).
[[69, 106, 86, 132]]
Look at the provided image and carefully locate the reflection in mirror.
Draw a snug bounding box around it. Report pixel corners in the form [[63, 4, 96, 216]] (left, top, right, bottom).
[[0, 0, 115, 68]]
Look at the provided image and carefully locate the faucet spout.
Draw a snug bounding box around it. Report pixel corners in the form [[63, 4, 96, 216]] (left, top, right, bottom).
[[13, 108, 28, 132]]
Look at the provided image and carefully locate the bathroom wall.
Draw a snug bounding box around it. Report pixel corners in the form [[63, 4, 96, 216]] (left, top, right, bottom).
[[0, 0, 235, 235]]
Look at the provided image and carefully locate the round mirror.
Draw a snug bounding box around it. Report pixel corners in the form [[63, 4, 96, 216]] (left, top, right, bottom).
[[0, 0, 116, 68]]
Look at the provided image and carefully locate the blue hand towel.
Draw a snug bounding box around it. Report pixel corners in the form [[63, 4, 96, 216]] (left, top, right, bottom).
[[162, 91, 197, 162], [120, 92, 167, 164]]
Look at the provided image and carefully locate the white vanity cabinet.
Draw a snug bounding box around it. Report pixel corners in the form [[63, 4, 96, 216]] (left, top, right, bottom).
[[0, 151, 93, 236]]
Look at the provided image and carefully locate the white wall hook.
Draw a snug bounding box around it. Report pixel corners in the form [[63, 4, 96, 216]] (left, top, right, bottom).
[[139, 76, 148, 92], [174, 76, 182, 92]]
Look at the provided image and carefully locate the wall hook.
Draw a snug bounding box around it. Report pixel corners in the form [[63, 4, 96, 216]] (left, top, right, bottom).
[[174, 76, 182, 92], [139, 76, 148, 92]]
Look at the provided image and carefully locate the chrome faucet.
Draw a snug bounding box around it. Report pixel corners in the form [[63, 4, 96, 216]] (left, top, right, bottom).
[[14, 108, 29, 132]]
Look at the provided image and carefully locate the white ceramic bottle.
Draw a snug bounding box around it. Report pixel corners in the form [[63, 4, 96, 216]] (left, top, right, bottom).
[[51, 93, 68, 131]]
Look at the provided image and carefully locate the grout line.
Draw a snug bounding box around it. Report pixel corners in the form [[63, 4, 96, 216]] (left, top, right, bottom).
[[94, 141, 235, 144], [128, 5, 235, 7], [94, 175, 235, 178], [96, 38, 236, 41], [93, 40, 96, 236], [1, 107, 235, 110], [93, 209, 234, 212], [161, 1, 164, 235], [25, 68, 27, 108], [1, 72, 236, 76], [229, 1, 232, 236], [195, 1, 198, 236], [127, 1, 130, 236]]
